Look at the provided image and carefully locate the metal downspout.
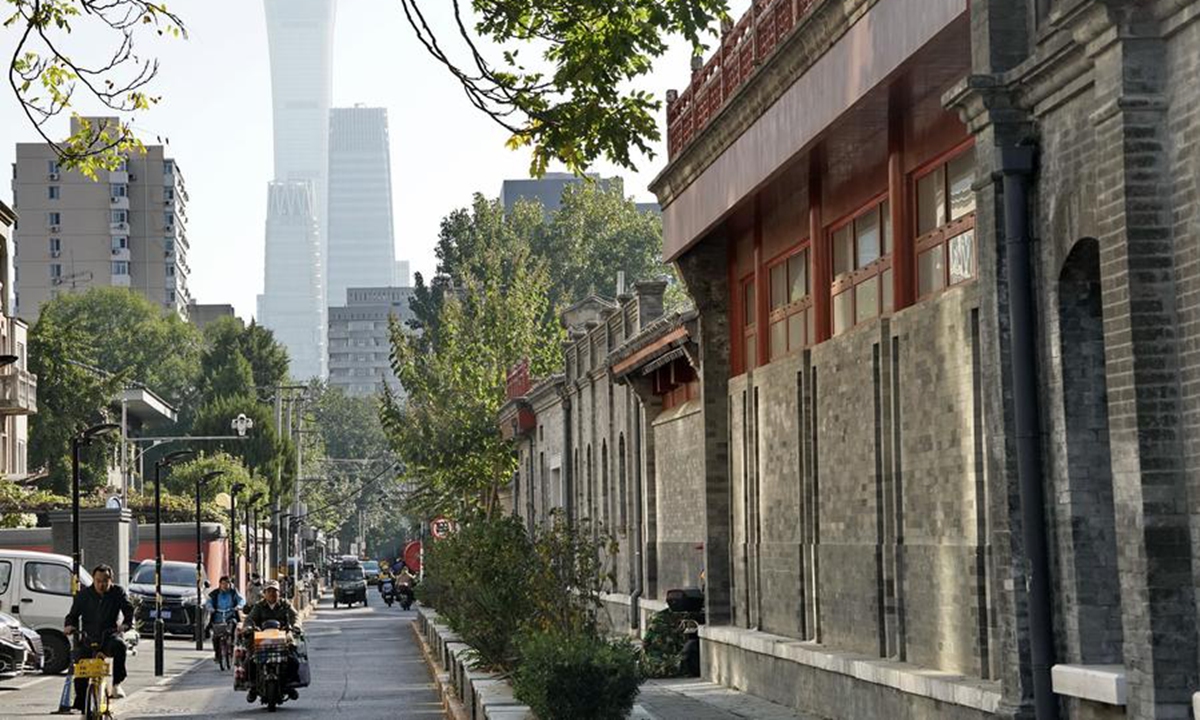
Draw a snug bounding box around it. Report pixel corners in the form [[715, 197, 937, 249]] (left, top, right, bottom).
[[998, 145, 1057, 720], [630, 399, 644, 632]]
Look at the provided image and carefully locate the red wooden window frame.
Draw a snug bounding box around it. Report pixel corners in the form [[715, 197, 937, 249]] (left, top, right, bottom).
[[912, 141, 978, 299], [828, 193, 893, 336], [766, 241, 813, 361]]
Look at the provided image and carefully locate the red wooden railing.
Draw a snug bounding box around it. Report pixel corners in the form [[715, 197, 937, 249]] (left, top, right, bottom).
[[506, 360, 532, 401], [667, 0, 820, 158]]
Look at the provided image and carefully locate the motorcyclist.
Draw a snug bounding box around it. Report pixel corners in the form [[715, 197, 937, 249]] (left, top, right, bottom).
[[63, 564, 135, 707], [242, 580, 303, 703], [204, 576, 244, 664]]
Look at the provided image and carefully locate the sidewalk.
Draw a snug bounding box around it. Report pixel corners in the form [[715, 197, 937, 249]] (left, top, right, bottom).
[[633, 679, 826, 720]]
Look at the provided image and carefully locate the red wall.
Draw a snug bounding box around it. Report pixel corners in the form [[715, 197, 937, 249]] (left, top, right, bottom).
[[133, 538, 228, 586]]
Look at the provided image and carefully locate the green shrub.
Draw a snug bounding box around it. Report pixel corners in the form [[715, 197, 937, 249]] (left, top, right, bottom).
[[512, 630, 641, 720], [640, 609, 687, 678]]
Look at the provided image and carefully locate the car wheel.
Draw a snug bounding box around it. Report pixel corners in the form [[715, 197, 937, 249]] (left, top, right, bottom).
[[40, 631, 71, 675]]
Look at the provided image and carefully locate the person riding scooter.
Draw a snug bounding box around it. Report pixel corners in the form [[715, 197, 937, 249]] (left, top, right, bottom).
[[204, 576, 245, 664], [242, 580, 305, 703], [395, 567, 416, 610]]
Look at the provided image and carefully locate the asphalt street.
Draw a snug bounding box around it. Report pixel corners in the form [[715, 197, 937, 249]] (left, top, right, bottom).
[[0, 591, 445, 720]]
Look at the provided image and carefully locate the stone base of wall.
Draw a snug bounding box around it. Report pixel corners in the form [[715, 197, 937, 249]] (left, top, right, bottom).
[[599, 592, 670, 638], [701, 625, 1002, 720]]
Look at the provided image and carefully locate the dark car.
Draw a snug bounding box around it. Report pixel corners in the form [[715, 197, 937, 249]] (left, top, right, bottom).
[[128, 560, 209, 637], [0, 612, 28, 678], [332, 563, 367, 608]]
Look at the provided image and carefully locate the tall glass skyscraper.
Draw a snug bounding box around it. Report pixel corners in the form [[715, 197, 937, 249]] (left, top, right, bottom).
[[258, 0, 336, 380], [327, 106, 396, 306]]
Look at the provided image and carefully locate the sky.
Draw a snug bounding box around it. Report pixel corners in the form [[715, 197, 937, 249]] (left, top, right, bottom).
[[0, 1, 745, 320]]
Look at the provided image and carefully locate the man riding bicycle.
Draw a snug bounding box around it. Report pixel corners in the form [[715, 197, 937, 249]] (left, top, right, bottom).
[[204, 576, 245, 664], [63, 564, 135, 708]]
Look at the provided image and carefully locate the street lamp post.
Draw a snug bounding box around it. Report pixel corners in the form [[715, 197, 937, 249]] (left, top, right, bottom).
[[70, 424, 120, 594], [230, 482, 245, 586], [248, 492, 263, 580], [154, 449, 195, 677], [195, 471, 225, 651]]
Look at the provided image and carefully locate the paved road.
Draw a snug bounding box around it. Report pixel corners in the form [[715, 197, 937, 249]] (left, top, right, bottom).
[[0, 592, 444, 720]]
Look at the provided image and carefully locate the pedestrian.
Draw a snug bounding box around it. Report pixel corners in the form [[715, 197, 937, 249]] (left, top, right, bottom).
[[63, 564, 135, 706]]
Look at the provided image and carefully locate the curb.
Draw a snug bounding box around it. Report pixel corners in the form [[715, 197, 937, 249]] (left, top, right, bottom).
[[413, 619, 469, 720]]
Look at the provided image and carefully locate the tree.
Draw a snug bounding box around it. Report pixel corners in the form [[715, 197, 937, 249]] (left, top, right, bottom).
[[197, 317, 289, 404], [165, 452, 260, 503], [399, 0, 727, 174], [6, 1, 186, 177], [385, 223, 562, 519], [190, 395, 293, 498]]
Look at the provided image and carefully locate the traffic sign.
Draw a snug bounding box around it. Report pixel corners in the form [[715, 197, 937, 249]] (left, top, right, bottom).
[[430, 516, 453, 540]]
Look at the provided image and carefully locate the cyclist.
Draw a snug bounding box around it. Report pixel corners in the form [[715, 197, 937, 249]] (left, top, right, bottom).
[[204, 576, 245, 664], [63, 564, 135, 707]]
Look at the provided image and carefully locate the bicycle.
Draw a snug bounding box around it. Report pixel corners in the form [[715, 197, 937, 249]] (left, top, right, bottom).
[[72, 629, 120, 720], [211, 608, 239, 671]]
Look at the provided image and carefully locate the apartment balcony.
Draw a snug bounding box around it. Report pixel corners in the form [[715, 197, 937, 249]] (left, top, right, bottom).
[[112, 274, 131, 288], [110, 221, 130, 235], [0, 368, 38, 415], [110, 196, 130, 210], [110, 170, 129, 184], [111, 247, 130, 261]]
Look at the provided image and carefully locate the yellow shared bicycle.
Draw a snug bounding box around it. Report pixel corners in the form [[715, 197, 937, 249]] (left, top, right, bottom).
[[73, 631, 118, 720]]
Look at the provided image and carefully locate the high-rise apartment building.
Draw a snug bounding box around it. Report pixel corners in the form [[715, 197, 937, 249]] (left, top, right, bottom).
[[0, 201, 37, 479], [259, 0, 336, 379], [327, 286, 414, 398], [327, 106, 395, 304], [12, 117, 191, 320]]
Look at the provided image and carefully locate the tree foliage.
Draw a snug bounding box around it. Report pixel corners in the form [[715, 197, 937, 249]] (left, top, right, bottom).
[[399, 0, 727, 175], [197, 317, 290, 404], [385, 197, 562, 519], [190, 394, 293, 498], [5, 0, 186, 177]]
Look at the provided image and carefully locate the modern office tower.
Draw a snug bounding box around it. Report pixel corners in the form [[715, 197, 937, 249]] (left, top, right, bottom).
[[327, 106, 396, 305], [11, 117, 191, 320], [327, 286, 415, 398], [499, 173, 615, 216], [259, 0, 335, 378], [394, 260, 410, 287], [259, 182, 326, 380]]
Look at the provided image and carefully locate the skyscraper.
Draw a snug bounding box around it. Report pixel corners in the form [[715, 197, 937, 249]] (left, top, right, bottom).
[[13, 116, 192, 320], [327, 106, 396, 304], [258, 0, 336, 380]]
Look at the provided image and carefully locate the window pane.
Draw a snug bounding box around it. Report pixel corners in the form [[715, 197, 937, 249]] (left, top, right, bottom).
[[25, 562, 71, 596], [949, 230, 976, 285], [770, 264, 787, 309], [744, 281, 756, 326], [856, 209, 880, 267], [917, 167, 946, 235], [833, 291, 853, 336], [948, 152, 976, 221], [0, 561, 9, 594], [832, 226, 854, 278], [788, 310, 805, 351], [882, 268, 894, 314], [856, 276, 879, 324], [881, 200, 892, 255], [918, 246, 945, 296], [770, 320, 786, 359], [788, 250, 808, 302]]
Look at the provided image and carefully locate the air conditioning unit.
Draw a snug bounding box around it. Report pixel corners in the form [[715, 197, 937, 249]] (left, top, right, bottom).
[[111, 248, 123, 256], [50, 277, 62, 286], [50, 250, 60, 258], [49, 225, 60, 233], [111, 197, 120, 203], [48, 172, 59, 181], [129, 174, 137, 182]]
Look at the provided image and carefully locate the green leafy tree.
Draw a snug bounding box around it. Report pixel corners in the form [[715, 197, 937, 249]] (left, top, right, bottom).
[[6, 1, 186, 177], [190, 395, 293, 497], [165, 452, 260, 502], [198, 317, 290, 404], [385, 220, 561, 519], [399, 0, 727, 174]]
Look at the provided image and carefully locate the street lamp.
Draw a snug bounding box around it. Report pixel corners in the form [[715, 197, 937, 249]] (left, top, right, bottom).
[[194, 470, 225, 650], [248, 492, 263, 581], [230, 482, 246, 586], [71, 423, 120, 594], [154, 448, 194, 677]]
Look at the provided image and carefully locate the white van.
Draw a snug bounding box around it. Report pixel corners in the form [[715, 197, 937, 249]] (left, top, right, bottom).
[[0, 550, 93, 673]]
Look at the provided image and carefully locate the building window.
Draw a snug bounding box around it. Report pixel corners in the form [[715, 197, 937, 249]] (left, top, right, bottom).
[[111, 210, 127, 224], [741, 277, 756, 372], [914, 146, 977, 297], [111, 261, 129, 275], [48, 185, 60, 199], [165, 263, 175, 277], [116, 158, 128, 172], [166, 289, 176, 303], [49, 237, 60, 256], [47, 160, 60, 175], [164, 187, 174, 201], [111, 183, 127, 198], [767, 245, 812, 360], [830, 197, 892, 336], [163, 159, 174, 175], [49, 264, 62, 279], [47, 212, 61, 227], [112, 236, 128, 250]]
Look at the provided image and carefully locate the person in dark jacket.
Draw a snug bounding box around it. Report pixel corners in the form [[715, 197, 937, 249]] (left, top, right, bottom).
[[242, 580, 303, 702], [63, 564, 135, 706]]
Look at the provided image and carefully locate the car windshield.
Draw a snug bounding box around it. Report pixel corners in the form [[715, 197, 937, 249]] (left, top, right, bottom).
[[336, 568, 363, 582], [132, 564, 199, 586], [362, 562, 380, 573]]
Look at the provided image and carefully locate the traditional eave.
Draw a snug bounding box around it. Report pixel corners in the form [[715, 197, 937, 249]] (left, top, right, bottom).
[[609, 309, 699, 379]]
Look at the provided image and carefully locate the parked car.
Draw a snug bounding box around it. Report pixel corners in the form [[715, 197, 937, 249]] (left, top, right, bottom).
[[0, 550, 93, 674], [361, 560, 381, 586], [0, 611, 28, 678], [20, 623, 43, 673], [128, 560, 209, 637]]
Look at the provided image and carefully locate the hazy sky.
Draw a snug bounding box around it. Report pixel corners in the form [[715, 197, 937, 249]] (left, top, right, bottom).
[[0, 1, 743, 319]]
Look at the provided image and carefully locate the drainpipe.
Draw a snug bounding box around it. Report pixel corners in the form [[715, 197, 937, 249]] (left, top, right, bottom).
[[997, 145, 1057, 720], [562, 389, 574, 526], [630, 400, 644, 633]]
